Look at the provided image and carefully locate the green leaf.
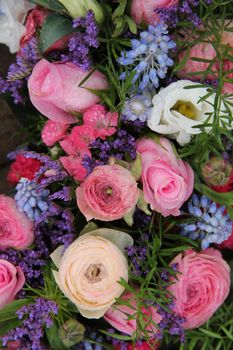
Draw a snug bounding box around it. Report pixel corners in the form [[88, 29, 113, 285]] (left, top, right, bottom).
[[28, 0, 67, 13], [100, 329, 132, 341], [79, 222, 98, 236], [123, 208, 135, 226], [195, 180, 233, 206], [129, 153, 142, 181], [46, 322, 67, 350], [112, 0, 127, 20], [199, 328, 222, 339], [0, 319, 22, 337], [39, 13, 74, 53], [0, 299, 32, 323], [137, 190, 151, 216], [220, 326, 233, 340]]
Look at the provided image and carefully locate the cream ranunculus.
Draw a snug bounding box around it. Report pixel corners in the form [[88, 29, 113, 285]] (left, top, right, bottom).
[[0, 0, 34, 53], [147, 80, 228, 146], [51, 229, 133, 319]]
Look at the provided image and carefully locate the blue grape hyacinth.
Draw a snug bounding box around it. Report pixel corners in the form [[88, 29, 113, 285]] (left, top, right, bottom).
[[15, 178, 49, 221], [118, 22, 176, 91], [180, 194, 232, 250]]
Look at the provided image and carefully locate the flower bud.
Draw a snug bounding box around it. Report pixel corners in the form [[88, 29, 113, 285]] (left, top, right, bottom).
[[202, 157, 232, 186], [59, 319, 85, 347], [58, 0, 104, 24]]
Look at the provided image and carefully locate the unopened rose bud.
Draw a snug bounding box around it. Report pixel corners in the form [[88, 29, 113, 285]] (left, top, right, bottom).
[[58, 0, 104, 24], [59, 319, 85, 347], [202, 157, 232, 186]]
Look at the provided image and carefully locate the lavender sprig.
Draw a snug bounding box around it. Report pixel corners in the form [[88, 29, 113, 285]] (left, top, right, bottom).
[[61, 10, 99, 70]]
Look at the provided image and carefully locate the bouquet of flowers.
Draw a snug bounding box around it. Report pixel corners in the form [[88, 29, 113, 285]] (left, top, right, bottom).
[[0, 0, 233, 349]]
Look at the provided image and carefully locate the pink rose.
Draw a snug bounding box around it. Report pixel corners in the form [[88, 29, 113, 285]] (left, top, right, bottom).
[[104, 292, 162, 336], [168, 248, 230, 329], [83, 104, 118, 139], [0, 195, 34, 250], [60, 125, 96, 155], [136, 137, 194, 216], [41, 120, 69, 147], [130, 0, 178, 25], [28, 59, 108, 124], [0, 259, 25, 309], [177, 21, 233, 93], [76, 165, 139, 221]]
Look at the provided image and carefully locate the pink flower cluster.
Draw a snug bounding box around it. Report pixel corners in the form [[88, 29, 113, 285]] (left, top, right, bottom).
[[59, 105, 118, 182]]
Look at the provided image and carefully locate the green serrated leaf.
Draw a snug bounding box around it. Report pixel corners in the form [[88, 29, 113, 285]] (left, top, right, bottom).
[[39, 13, 74, 53]]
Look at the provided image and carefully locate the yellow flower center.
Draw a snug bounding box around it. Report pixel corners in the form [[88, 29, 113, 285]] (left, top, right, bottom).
[[172, 100, 196, 120]]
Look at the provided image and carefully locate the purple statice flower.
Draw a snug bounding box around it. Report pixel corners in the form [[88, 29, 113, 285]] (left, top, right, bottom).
[[1, 298, 58, 350], [91, 129, 137, 163], [157, 303, 186, 342], [15, 178, 50, 221], [81, 155, 105, 175], [126, 234, 149, 276], [122, 94, 152, 122], [121, 115, 147, 133], [179, 194, 232, 249], [23, 151, 67, 187], [157, 0, 212, 28], [0, 37, 41, 104], [49, 187, 71, 202], [118, 22, 176, 90], [61, 10, 99, 70]]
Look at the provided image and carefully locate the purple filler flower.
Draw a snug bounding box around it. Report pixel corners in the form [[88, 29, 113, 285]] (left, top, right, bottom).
[[61, 10, 99, 70], [1, 298, 58, 350]]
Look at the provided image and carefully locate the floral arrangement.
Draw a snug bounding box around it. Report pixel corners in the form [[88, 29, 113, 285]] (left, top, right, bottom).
[[0, 0, 233, 349]]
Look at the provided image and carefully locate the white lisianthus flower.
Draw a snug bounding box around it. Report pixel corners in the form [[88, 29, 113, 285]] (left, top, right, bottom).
[[147, 80, 231, 146], [0, 0, 34, 53]]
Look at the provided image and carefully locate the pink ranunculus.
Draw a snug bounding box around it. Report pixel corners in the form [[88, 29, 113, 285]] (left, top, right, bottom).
[[19, 6, 48, 49], [28, 59, 108, 124], [104, 292, 162, 336], [130, 0, 178, 25], [76, 164, 139, 221], [60, 153, 90, 182], [60, 125, 96, 156], [83, 104, 118, 139], [136, 137, 194, 217], [41, 120, 69, 147], [0, 195, 34, 250], [0, 259, 25, 309], [168, 248, 230, 329]]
